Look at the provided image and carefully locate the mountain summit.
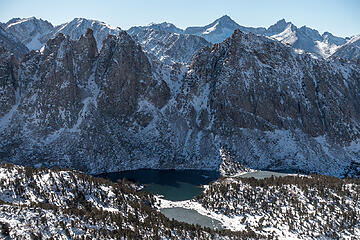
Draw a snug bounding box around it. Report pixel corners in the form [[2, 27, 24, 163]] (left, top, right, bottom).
[[184, 15, 265, 43], [4, 17, 53, 50]]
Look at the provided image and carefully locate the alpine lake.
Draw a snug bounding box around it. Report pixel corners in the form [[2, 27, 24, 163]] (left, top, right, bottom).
[[98, 169, 292, 230]]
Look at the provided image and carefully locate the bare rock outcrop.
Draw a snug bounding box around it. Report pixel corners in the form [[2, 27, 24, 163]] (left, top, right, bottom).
[[1, 29, 360, 177]]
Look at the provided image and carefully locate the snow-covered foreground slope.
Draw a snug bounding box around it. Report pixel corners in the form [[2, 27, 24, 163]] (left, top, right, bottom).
[[156, 174, 360, 239], [0, 163, 263, 239]]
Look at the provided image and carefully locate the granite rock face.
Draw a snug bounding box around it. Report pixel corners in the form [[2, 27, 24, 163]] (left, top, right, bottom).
[[1, 29, 360, 177], [175, 30, 360, 177], [0, 47, 18, 117], [0, 29, 172, 173]]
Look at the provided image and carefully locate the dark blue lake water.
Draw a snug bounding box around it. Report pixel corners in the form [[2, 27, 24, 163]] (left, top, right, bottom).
[[98, 169, 220, 201], [98, 169, 293, 229]]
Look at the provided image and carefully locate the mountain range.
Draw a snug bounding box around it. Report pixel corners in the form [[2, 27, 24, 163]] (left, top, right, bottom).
[[1, 15, 359, 62], [0, 21, 359, 178]]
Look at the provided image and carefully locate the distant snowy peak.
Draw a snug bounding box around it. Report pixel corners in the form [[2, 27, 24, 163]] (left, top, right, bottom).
[[184, 15, 265, 43], [347, 34, 360, 44], [266, 19, 295, 36], [3, 17, 120, 51], [4, 17, 54, 50], [48, 18, 121, 49], [266, 20, 346, 58], [128, 28, 211, 64], [322, 32, 347, 46], [181, 15, 350, 58], [128, 22, 184, 36], [332, 34, 360, 62], [271, 23, 298, 45], [148, 22, 184, 34]]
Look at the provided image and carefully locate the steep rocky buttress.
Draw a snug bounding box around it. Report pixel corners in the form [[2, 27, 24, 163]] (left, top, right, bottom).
[[0, 29, 360, 177]]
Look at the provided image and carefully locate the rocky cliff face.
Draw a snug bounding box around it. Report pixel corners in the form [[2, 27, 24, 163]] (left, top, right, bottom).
[[0, 29, 360, 177], [0, 26, 29, 58], [0, 46, 18, 117], [175, 30, 360, 177], [0, 29, 172, 173]]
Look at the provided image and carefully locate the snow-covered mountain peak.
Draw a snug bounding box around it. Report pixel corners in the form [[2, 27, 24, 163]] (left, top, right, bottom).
[[4, 17, 54, 50], [147, 21, 184, 34], [47, 17, 121, 49], [266, 18, 295, 35], [332, 34, 360, 61], [184, 15, 244, 43], [6, 17, 52, 29], [127, 27, 211, 64], [266, 21, 348, 59], [215, 15, 239, 27], [64, 17, 119, 31], [347, 34, 360, 44], [298, 25, 322, 41], [322, 31, 347, 45], [271, 23, 298, 45]]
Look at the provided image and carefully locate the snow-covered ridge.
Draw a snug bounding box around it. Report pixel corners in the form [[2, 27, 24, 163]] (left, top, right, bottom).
[[47, 18, 121, 49], [128, 27, 211, 64], [332, 34, 360, 62], [3, 17, 120, 51], [128, 15, 355, 60], [2, 15, 358, 61], [129, 21, 184, 34], [4, 17, 53, 50]]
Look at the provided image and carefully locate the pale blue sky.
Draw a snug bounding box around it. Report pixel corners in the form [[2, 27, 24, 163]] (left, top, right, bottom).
[[1, 0, 359, 37]]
